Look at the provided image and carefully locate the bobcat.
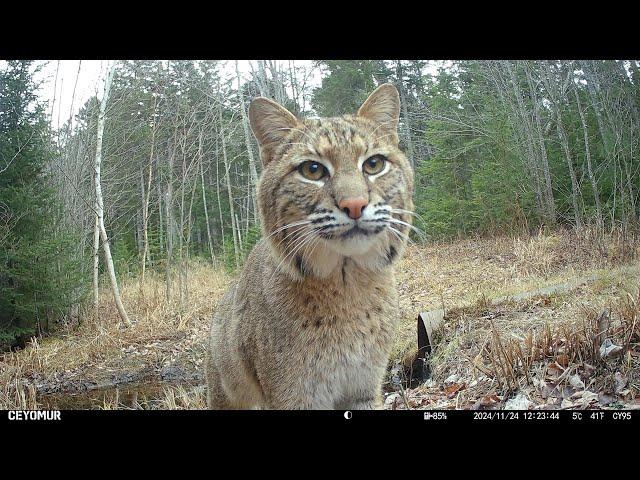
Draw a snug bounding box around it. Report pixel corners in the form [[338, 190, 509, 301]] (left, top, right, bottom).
[[205, 83, 414, 409]]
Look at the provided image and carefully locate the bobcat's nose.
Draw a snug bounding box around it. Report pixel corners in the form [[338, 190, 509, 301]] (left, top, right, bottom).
[[339, 197, 368, 220]]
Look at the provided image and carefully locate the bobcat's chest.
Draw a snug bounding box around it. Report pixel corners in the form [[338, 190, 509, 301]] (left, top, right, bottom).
[[262, 262, 399, 408], [290, 290, 398, 408]]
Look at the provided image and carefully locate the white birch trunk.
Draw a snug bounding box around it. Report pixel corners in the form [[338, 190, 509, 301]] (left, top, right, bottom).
[[93, 63, 132, 327], [236, 60, 260, 222], [574, 84, 603, 230], [199, 132, 215, 265], [140, 95, 157, 290], [92, 206, 100, 323]]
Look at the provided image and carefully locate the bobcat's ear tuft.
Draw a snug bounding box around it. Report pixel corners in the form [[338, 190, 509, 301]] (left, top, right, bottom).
[[249, 97, 300, 164], [357, 83, 400, 145]]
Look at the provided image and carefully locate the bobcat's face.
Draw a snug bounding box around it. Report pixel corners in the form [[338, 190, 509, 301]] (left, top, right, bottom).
[[250, 84, 414, 279]]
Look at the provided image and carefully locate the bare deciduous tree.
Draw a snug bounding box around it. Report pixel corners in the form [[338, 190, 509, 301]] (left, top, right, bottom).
[[93, 63, 132, 327]]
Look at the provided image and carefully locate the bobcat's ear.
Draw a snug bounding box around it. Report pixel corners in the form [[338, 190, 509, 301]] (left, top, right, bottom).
[[357, 83, 400, 145], [249, 97, 300, 164]]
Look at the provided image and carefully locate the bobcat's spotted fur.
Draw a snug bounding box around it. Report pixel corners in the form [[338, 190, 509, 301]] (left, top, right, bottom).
[[205, 84, 414, 409]]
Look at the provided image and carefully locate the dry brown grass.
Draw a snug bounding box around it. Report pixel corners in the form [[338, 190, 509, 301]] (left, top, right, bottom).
[[1, 229, 638, 410], [391, 227, 639, 364], [158, 384, 207, 410], [392, 266, 640, 410], [94, 384, 207, 410], [0, 261, 231, 409]]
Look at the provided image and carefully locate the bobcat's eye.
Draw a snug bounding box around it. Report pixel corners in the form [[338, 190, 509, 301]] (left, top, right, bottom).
[[298, 161, 328, 181], [363, 155, 386, 175]]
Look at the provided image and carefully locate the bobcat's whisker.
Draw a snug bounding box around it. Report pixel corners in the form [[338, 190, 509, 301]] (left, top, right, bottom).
[[285, 228, 321, 263], [265, 220, 312, 240], [293, 234, 322, 277], [305, 235, 322, 264], [278, 227, 317, 259], [359, 214, 423, 239], [387, 226, 405, 244], [293, 227, 324, 258], [272, 224, 310, 252], [276, 230, 320, 278], [390, 208, 426, 223], [388, 226, 415, 245], [270, 227, 321, 281], [386, 218, 425, 240]]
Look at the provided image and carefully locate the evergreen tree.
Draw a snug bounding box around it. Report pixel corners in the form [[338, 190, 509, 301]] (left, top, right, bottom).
[[0, 61, 84, 350], [312, 60, 391, 116]]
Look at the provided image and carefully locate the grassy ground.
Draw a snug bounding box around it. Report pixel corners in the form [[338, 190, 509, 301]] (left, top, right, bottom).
[[1, 229, 638, 410]]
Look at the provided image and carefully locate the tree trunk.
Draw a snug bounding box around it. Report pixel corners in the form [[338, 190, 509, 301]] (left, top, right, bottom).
[[199, 130, 216, 265], [556, 108, 584, 230], [165, 133, 176, 303], [503, 61, 547, 221], [165, 182, 173, 303], [267, 60, 287, 104], [574, 84, 603, 230], [255, 60, 270, 97], [215, 135, 225, 256], [220, 111, 240, 267], [139, 95, 157, 291], [93, 64, 131, 327], [395, 61, 415, 168], [92, 206, 100, 324], [541, 61, 584, 230], [50, 61, 60, 123], [524, 61, 556, 224], [236, 60, 260, 222]]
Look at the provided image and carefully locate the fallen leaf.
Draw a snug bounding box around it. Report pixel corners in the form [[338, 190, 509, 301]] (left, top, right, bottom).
[[504, 393, 532, 410], [561, 398, 578, 409], [556, 354, 569, 367], [600, 339, 623, 358], [581, 363, 597, 377], [569, 374, 585, 390], [546, 362, 565, 380], [384, 393, 401, 409], [444, 373, 460, 384], [475, 394, 501, 409], [570, 390, 599, 407], [598, 393, 615, 406], [614, 372, 628, 394], [444, 382, 465, 397]]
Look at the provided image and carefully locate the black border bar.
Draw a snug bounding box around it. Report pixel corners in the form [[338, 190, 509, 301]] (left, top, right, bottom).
[[3, 409, 638, 426]]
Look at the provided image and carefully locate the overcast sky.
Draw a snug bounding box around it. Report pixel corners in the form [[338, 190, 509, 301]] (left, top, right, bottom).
[[36, 60, 105, 132], [32, 60, 323, 132], [18, 60, 443, 133]]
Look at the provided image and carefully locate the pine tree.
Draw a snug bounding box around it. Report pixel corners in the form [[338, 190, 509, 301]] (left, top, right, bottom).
[[0, 61, 84, 350]]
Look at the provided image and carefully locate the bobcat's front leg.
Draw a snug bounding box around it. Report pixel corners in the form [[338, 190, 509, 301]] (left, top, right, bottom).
[[340, 395, 383, 410]]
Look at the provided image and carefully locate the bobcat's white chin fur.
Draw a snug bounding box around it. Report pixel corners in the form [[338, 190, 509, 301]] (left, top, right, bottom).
[[326, 232, 380, 256], [297, 232, 392, 280]]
